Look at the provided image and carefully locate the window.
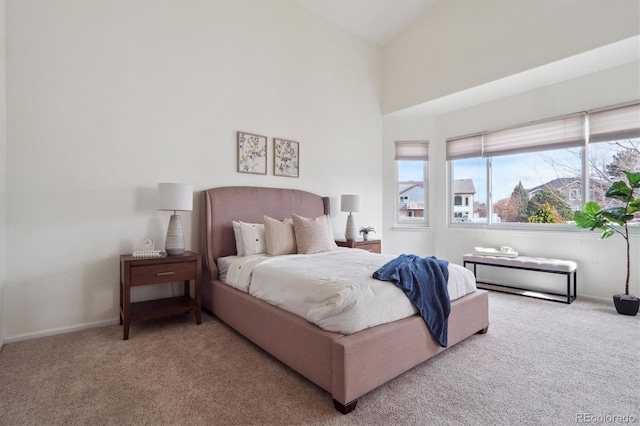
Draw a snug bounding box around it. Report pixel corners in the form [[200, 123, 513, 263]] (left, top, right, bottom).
[[447, 101, 640, 226], [450, 157, 487, 223], [588, 104, 640, 222], [396, 141, 429, 225]]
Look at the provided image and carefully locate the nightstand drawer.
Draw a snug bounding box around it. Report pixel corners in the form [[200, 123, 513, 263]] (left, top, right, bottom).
[[335, 239, 381, 254], [130, 261, 196, 286], [356, 243, 381, 253]]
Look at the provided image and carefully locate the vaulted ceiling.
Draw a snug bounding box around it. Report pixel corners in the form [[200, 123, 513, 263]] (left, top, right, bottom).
[[295, 0, 435, 46]]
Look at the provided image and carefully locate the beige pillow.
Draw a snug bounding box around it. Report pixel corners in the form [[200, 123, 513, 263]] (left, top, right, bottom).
[[291, 214, 336, 254], [239, 221, 267, 255], [263, 216, 297, 256]]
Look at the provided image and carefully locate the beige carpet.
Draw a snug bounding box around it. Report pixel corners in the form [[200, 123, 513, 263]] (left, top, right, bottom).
[[1, 292, 638, 425]]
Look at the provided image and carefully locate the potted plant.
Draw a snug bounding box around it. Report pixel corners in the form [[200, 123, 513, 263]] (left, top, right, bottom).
[[574, 170, 640, 316], [358, 226, 376, 241]]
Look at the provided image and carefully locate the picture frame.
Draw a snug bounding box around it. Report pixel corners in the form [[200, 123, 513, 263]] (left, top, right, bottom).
[[237, 131, 267, 175], [273, 138, 299, 178]]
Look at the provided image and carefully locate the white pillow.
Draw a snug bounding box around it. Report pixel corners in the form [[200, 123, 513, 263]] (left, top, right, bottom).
[[264, 216, 297, 256], [239, 221, 267, 255], [291, 214, 336, 254], [325, 215, 338, 249], [232, 221, 245, 256]]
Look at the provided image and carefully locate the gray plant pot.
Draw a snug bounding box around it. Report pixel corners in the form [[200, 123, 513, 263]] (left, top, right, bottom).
[[613, 295, 640, 316]]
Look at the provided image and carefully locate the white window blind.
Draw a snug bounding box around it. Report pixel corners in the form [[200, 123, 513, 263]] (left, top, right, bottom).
[[589, 102, 640, 143], [483, 114, 585, 157], [395, 141, 429, 161], [446, 114, 585, 159], [446, 134, 483, 160]]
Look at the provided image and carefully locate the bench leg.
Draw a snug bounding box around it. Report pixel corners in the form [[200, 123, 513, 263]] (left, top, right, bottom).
[[463, 261, 477, 278], [564, 270, 578, 304]]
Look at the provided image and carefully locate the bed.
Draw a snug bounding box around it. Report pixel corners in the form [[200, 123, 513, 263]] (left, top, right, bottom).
[[199, 186, 489, 414]]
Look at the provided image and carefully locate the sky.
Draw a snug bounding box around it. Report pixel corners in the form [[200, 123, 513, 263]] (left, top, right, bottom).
[[399, 140, 639, 206], [400, 150, 582, 204], [456, 149, 582, 203]]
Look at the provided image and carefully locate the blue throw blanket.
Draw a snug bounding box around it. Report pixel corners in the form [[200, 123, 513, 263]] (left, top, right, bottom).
[[373, 254, 451, 347]]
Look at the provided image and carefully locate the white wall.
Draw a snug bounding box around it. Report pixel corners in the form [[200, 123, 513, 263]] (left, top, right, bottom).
[[0, 0, 6, 349], [383, 62, 640, 300], [433, 63, 640, 299], [381, 116, 436, 256], [4, 0, 382, 340], [382, 0, 640, 114], [381, 0, 640, 301]]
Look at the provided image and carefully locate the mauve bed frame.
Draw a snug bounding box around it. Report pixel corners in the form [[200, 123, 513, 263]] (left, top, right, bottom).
[[199, 186, 489, 414]]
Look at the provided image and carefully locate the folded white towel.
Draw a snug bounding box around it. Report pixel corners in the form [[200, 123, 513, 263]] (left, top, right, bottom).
[[472, 247, 518, 258]]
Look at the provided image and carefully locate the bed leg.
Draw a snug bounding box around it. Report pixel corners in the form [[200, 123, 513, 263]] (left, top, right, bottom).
[[476, 327, 489, 334], [333, 399, 357, 414]]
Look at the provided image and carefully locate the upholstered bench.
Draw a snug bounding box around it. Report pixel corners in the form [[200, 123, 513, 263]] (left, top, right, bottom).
[[463, 254, 577, 304]]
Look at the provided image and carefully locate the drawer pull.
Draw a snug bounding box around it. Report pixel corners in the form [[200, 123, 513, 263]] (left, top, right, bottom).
[[156, 271, 175, 276]]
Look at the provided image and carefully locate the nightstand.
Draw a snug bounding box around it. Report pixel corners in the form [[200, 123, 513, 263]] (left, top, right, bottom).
[[119, 251, 202, 340], [335, 239, 381, 254]]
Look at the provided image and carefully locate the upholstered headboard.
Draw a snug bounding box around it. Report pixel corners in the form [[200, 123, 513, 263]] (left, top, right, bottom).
[[199, 186, 330, 283]]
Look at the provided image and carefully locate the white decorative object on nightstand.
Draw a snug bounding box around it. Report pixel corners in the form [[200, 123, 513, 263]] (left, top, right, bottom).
[[133, 238, 161, 257], [158, 183, 193, 256], [341, 194, 361, 242]]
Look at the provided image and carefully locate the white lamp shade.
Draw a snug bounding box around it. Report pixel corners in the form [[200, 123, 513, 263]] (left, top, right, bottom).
[[158, 183, 193, 211], [341, 194, 361, 213]]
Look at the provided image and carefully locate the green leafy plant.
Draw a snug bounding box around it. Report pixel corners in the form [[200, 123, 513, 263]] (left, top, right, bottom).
[[574, 171, 640, 298], [358, 226, 376, 236], [528, 202, 562, 223]]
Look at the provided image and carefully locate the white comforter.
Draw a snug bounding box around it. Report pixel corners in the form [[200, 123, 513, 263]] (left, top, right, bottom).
[[219, 248, 476, 335]]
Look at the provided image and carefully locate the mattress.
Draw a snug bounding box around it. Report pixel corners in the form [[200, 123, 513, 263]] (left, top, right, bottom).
[[217, 248, 477, 335]]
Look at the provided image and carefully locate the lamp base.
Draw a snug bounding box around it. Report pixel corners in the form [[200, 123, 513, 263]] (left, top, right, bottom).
[[345, 213, 356, 241], [165, 214, 186, 255]]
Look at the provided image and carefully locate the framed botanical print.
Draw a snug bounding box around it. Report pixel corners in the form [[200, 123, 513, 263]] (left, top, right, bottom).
[[237, 131, 267, 175], [273, 138, 299, 178]]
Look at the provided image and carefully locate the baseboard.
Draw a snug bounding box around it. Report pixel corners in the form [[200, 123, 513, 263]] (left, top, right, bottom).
[[577, 294, 611, 303], [4, 318, 120, 344], [0, 336, 5, 352]]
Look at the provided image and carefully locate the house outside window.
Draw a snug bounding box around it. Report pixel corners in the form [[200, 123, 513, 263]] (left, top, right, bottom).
[[396, 141, 429, 226], [569, 188, 580, 201], [451, 180, 476, 222], [447, 101, 640, 227]]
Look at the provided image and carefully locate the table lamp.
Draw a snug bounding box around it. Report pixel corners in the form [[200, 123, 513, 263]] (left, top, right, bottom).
[[158, 183, 193, 255], [341, 194, 361, 241]]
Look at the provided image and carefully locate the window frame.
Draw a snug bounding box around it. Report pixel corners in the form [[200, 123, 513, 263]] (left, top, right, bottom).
[[395, 141, 429, 227], [446, 101, 640, 231]]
